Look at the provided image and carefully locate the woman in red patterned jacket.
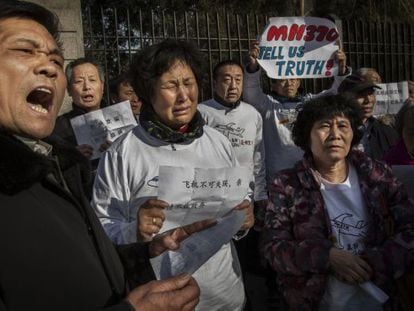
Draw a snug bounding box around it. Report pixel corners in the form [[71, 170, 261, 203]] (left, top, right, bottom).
[[262, 94, 414, 310]]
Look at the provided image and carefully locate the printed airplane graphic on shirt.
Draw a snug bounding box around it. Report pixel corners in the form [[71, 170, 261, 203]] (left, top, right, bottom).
[[215, 122, 245, 138], [331, 213, 368, 250], [147, 176, 159, 188], [215, 123, 253, 147]]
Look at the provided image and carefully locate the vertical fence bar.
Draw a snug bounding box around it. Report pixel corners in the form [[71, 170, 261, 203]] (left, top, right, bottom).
[[368, 21, 374, 69], [100, 6, 110, 105], [382, 22, 390, 82], [343, 20, 349, 67], [151, 10, 156, 44], [361, 20, 367, 66], [173, 11, 178, 39], [162, 10, 166, 40], [217, 12, 222, 60], [86, 7, 93, 53], [376, 20, 381, 78], [126, 8, 132, 63], [114, 7, 121, 75], [139, 10, 143, 48], [236, 14, 242, 62], [196, 11, 200, 46], [255, 14, 260, 38], [396, 23, 402, 81], [390, 22, 395, 81], [411, 23, 414, 80], [246, 13, 251, 55], [195, 11, 202, 98], [226, 12, 232, 59], [206, 12, 213, 98], [185, 12, 189, 40], [354, 20, 360, 70], [402, 23, 408, 79]]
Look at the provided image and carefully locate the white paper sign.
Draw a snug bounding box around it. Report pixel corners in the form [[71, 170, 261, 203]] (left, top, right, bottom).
[[257, 17, 340, 79], [360, 282, 389, 304], [70, 101, 137, 159], [156, 209, 246, 279], [157, 166, 250, 233], [374, 81, 409, 115]]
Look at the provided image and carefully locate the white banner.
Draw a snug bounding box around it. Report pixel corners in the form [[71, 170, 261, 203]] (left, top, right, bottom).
[[257, 17, 340, 79], [374, 81, 409, 115], [157, 209, 246, 279]]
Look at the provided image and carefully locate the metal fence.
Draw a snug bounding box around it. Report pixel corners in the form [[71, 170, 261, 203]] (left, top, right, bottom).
[[82, 5, 414, 103]]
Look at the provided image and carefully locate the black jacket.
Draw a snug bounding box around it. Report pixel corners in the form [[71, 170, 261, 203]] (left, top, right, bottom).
[[52, 104, 87, 146], [0, 131, 154, 311], [50, 104, 101, 196], [367, 117, 399, 160]]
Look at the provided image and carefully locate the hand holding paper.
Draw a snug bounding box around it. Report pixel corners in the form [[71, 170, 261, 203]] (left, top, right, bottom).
[[150, 165, 251, 280], [137, 199, 168, 242], [156, 209, 246, 279], [234, 199, 254, 231], [70, 100, 137, 159], [149, 218, 217, 258], [76, 144, 94, 159]]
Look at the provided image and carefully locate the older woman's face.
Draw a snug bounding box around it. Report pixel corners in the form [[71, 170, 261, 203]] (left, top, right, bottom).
[[152, 60, 198, 129], [403, 111, 414, 156], [310, 115, 353, 166]]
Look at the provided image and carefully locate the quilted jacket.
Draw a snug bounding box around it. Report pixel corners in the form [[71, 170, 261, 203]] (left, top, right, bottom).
[[262, 150, 414, 310]]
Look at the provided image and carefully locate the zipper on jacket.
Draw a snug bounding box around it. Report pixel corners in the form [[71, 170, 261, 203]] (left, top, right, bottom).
[[171, 143, 176, 151]]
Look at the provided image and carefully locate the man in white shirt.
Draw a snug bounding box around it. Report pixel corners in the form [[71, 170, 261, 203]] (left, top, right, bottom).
[[199, 60, 267, 215], [199, 59, 268, 310]]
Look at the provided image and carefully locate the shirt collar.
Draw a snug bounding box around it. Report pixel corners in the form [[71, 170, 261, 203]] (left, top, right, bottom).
[[14, 135, 53, 156]]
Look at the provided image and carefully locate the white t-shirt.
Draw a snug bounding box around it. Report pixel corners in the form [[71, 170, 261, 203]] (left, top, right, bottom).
[[318, 164, 382, 311], [198, 99, 267, 201], [92, 125, 245, 311]]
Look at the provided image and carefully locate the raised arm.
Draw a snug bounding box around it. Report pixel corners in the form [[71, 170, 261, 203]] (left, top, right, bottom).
[[243, 40, 271, 115]]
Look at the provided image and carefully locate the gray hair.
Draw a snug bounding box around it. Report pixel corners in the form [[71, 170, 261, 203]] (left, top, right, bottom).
[[395, 99, 414, 136], [65, 57, 105, 86]]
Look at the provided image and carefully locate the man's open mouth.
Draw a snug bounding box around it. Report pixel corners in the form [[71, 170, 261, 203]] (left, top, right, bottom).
[[82, 94, 94, 102], [27, 87, 53, 114]]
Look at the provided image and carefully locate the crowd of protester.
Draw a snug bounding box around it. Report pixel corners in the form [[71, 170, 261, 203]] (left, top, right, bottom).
[[0, 1, 413, 311]]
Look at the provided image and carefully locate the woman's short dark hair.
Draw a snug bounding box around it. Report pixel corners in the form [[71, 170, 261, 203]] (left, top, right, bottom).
[[395, 99, 414, 136], [0, 0, 62, 49], [128, 39, 204, 107], [292, 94, 363, 154]]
